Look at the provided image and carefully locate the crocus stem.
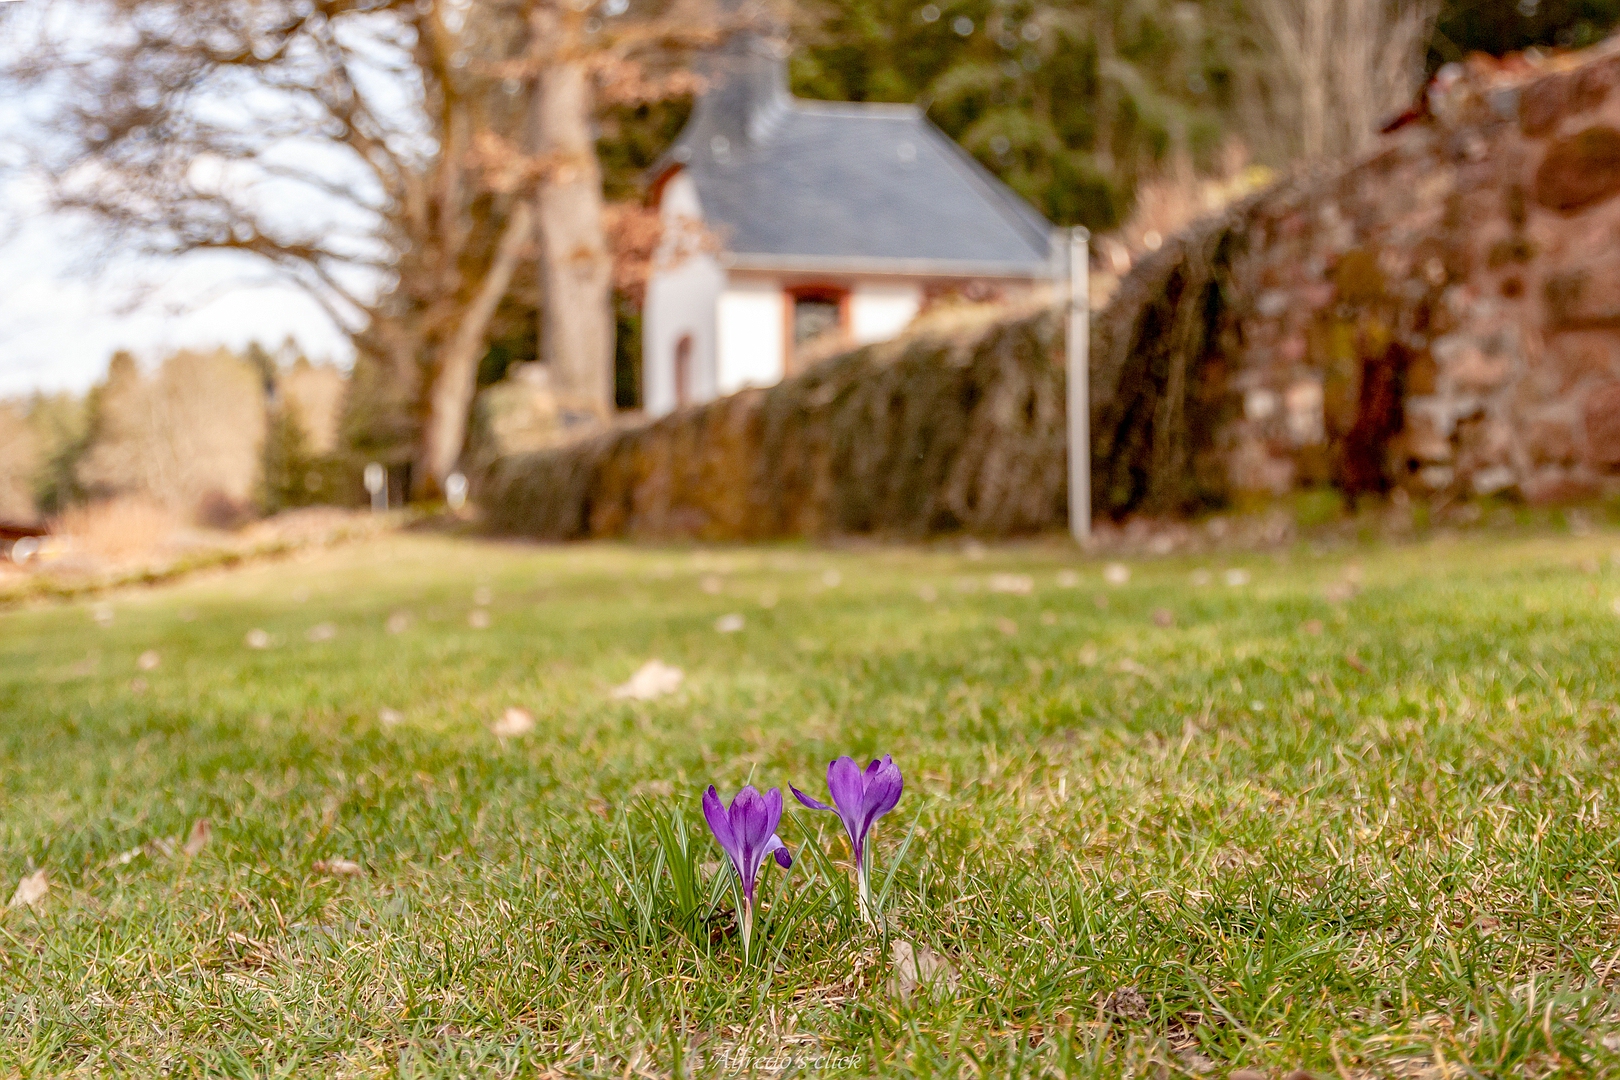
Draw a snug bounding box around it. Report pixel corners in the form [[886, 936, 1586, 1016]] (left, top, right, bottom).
[[856, 856, 874, 924], [741, 897, 754, 959]]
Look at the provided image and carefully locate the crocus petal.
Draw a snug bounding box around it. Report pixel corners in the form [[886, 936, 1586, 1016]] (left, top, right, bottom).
[[860, 755, 904, 835], [764, 833, 793, 869], [729, 786, 769, 888], [702, 785, 738, 861], [825, 756, 868, 852], [791, 785, 832, 811]]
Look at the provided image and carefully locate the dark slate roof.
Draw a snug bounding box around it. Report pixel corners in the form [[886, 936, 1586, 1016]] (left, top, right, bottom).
[[658, 40, 1056, 278]]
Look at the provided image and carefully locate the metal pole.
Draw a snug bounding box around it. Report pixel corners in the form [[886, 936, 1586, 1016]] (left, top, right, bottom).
[[1066, 227, 1091, 544]]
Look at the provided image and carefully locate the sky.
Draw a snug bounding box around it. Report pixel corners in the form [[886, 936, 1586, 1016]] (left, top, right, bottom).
[[0, 0, 392, 400], [0, 178, 355, 399]]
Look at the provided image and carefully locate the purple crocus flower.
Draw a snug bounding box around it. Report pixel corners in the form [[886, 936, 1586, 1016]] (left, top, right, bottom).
[[792, 755, 902, 922], [702, 785, 793, 954]]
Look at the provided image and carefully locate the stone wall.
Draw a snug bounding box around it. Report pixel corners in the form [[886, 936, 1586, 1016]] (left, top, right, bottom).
[[482, 308, 1067, 540], [1206, 39, 1620, 505]]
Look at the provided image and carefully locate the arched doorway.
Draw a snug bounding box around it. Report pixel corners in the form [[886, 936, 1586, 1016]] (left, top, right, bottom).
[[673, 334, 693, 408]]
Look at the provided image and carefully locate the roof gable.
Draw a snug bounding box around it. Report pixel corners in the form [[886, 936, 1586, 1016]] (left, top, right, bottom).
[[657, 46, 1056, 279]]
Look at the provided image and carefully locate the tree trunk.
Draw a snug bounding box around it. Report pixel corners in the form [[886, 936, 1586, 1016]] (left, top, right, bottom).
[[422, 201, 536, 487], [535, 58, 615, 421]]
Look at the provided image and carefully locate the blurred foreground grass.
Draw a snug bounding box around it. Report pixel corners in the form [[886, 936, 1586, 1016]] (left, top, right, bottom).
[[3, 531, 1620, 1077]]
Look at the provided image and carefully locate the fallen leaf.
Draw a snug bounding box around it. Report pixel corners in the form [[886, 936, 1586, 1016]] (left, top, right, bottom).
[[1324, 581, 1358, 603], [1055, 569, 1080, 588], [492, 707, 535, 737], [306, 623, 336, 642], [1224, 568, 1251, 587], [1151, 608, 1174, 628], [1103, 563, 1130, 586], [612, 659, 684, 701], [1345, 651, 1370, 674], [467, 609, 491, 629], [312, 858, 363, 877], [887, 939, 959, 1003], [386, 611, 410, 634], [715, 613, 745, 634], [8, 870, 47, 910], [378, 707, 404, 726], [1098, 985, 1148, 1022], [1301, 619, 1324, 636], [183, 818, 211, 857], [136, 650, 161, 671], [1229, 1071, 1268, 1080], [995, 617, 1018, 636], [244, 629, 271, 649], [987, 573, 1034, 595], [699, 575, 724, 595]]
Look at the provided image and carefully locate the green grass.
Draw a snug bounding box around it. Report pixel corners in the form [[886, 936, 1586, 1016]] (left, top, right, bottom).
[[3, 530, 1620, 1077]]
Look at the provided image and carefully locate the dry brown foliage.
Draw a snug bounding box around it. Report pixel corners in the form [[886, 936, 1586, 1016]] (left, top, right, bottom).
[[0, 401, 38, 523], [51, 497, 181, 564], [77, 350, 267, 522], [276, 360, 346, 456]]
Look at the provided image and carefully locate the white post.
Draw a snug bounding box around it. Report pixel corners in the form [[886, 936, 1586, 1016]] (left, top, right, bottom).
[[1066, 227, 1091, 544]]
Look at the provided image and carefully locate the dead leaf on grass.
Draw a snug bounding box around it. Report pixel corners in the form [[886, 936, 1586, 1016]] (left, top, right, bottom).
[[1344, 651, 1370, 674], [887, 939, 959, 1003], [183, 819, 211, 857], [8, 870, 47, 910], [987, 573, 1033, 595], [1325, 580, 1359, 603], [312, 858, 363, 878], [492, 707, 535, 738], [612, 660, 684, 701], [1098, 985, 1149, 1022]]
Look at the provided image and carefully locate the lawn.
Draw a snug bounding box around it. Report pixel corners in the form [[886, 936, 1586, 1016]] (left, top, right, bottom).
[[3, 528, 1620, 1077]]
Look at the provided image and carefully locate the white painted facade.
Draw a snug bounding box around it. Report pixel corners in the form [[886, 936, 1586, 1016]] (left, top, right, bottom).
[[642, 168, 997, 418], [849, 284, 922, 345], [643, 172, 723, 417], [716, 280, 785, 395]]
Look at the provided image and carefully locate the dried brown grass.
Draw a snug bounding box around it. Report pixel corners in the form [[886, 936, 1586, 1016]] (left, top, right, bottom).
[[51, 497, 181, 565]]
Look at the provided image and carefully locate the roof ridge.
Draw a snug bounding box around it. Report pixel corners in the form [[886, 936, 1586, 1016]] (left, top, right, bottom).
[[911, 120, 1053, 255]]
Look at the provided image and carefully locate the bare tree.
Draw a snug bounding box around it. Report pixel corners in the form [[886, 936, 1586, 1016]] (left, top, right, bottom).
[[5, 0, 717, 495], [1249, 0, 1437, 161]]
